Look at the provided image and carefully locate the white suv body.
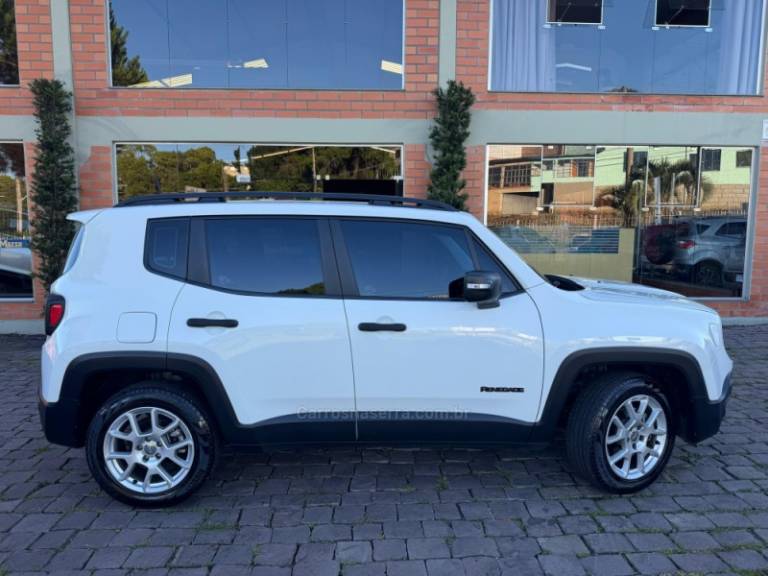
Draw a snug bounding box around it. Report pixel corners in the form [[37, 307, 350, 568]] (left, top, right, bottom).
[[39, 194, 733, 506]]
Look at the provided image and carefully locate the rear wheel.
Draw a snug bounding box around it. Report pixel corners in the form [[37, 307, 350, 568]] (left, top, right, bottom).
[[86, 385, 217, 507], [565, 372, 675, 493]]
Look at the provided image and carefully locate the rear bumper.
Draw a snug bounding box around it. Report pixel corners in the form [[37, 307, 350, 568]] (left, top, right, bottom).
[[39, 396, 84, 448], [681, 373, 732, 444]]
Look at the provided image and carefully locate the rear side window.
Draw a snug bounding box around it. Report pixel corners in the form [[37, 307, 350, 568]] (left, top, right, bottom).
[[339, 220, 476, 299], [145, 219, 189, 280], [205, 218, 325, 295]]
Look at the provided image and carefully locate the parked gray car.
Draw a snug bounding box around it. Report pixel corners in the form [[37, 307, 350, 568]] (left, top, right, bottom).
[[674, 217, 747, 287]]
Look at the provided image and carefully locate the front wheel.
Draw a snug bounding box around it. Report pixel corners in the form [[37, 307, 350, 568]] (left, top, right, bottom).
[[565, 372, 675, 493], [86, 385, 217, 507]]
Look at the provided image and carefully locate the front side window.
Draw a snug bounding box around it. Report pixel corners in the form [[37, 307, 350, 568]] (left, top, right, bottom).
[[487, 144, 754, 299], [491, 0, 765, 95], [109, 0, 404, 90], [339, 220, 481, 299], [0, 0, 18, 85], [205, 218, 326, 295], [0, 142, 29, 298]]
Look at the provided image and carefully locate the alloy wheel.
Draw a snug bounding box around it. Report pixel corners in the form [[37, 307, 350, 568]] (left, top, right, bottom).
[[102, 406, 195, 494]]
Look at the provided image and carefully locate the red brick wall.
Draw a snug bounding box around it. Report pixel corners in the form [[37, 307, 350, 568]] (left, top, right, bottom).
[[79, 145, 113, 210], [69, 0, 439, 119], [0, 1, 53, 322], [0, 0, 53, 115]]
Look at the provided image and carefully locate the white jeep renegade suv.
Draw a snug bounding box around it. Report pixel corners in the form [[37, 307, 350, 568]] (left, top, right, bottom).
[[39, 192, 733, 506]]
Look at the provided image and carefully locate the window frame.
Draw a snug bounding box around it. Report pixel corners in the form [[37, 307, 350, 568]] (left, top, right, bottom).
[[330, 216, 522, 302], [487, 0, 768, 97], [546, 0, 604, 26], [483, 144, 759, 303], [187, 215, 342, 298], [105, 0, 407, 92], [0, 140, 31, 300]]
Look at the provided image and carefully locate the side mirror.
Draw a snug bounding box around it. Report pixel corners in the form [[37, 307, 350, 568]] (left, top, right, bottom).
[[463, 271, 502, 309]]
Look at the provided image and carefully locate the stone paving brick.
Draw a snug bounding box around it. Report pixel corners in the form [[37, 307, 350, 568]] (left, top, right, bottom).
[[0, 327, 766, 574], [625, 552, 677, 575]]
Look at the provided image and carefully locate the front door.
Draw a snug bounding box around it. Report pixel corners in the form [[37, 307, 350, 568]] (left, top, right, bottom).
[[168, 216, 355, 443], [333, 218, 544, 441]]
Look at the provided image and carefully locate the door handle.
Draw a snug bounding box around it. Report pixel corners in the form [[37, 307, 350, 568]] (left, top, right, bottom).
[[187, 318, 239, 328], [358, 322, 407, 332]]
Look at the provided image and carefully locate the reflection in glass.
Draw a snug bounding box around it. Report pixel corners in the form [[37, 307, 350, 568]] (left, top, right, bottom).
[[542, 145, 595, 208], [491, 0, 765, 95], [110, 0, 404, 90], [487, 145, 752, 298], [0, 143, 31, 298], [0, 0, 19, 85], [115, 143, 403, 201]]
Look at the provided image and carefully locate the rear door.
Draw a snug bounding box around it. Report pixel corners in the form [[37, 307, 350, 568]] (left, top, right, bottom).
[[333, 218, 544, 441], [167, 216, 355, 442]]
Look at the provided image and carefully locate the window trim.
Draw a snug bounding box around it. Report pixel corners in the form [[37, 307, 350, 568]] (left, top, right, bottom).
[[487, 0, 768, 97], [105, 0, 407, 92], [331, 216, 523, 302], [187, 215, 342, 299]]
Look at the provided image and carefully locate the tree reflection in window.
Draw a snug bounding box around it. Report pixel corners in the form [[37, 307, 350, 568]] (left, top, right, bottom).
[[0, 0, 19, 85]]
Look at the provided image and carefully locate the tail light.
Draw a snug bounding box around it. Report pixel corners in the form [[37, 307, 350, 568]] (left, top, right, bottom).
[[45, 294, 65, 336], [677, 240, 695, 250]]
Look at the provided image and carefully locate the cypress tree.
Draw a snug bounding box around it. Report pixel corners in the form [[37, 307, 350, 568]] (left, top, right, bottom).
[[427, 80, 475, 210], [29, 79, 78, 293]]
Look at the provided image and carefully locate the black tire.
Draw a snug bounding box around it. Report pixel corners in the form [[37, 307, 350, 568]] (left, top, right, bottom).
[[565, 372, 675, 494], [86, 384, 218, 507], [694, 261, 723, 287]]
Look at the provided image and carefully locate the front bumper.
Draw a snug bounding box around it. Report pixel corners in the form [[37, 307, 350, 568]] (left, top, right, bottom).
[[681, 373, 732, 444], [39, 396, 84, 448]]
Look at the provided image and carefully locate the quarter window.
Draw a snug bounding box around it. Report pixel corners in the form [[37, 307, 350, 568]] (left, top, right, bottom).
[[145, 219, 189, 280], [340, 221, 474, 299], [205, 218, 326, 295]]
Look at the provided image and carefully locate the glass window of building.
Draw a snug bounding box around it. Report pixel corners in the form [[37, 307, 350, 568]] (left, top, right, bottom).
[[0, 0, 19, 85], [109, 0, 404, 90], [115, 143, 403, 202], [490, 0, 765, 95], [548, 0, 602, 24], [0, 142, 30, 298], [656, 0, 710, 27], [487, 144, 753, 299]]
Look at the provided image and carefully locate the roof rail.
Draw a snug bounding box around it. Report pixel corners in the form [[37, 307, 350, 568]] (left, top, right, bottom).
[[116, 191, 457, 212]]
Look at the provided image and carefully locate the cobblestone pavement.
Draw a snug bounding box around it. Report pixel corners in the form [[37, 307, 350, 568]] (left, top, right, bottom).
[[0, 326, 766, 575]]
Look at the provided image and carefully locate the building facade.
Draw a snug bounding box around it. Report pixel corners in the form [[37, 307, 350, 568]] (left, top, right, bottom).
[[1, 0, 767, 332]]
